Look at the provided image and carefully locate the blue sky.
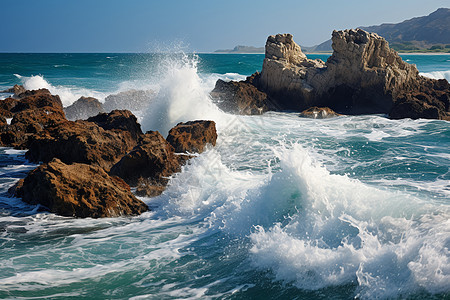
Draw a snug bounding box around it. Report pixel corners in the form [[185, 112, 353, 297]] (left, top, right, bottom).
[[1, 0, 448, 52]]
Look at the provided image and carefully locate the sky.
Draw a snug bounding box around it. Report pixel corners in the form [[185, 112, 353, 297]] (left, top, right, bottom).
[[0, 0, 448, 53]]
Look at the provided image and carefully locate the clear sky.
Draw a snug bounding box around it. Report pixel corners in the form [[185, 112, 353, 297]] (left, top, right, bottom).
[[1, 0, 448, 53]]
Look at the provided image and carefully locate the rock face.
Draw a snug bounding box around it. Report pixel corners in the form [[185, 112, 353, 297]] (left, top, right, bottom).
[[109, 131, 181, 187], [26, 118, 138, 170], [210, 74, 273, 115], [216, 29, 450, 120], [103, 89, 155, 112], [64, 97, 104, 120], [299, 107, 340, 119], [0, 89, 66, 148], [111, 121, 217, 197], [14, 158, 148, 218], [166, 120, 217, 153]]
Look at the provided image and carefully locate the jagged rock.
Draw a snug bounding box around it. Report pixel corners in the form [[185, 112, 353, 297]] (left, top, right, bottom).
[[135, 178, 166, 197], [0, 89, 66, 148], [299, 107, 340, 119], [13, 158, 148, 218], [109, 131, 181, 187], [217, 29, 449, 120], [103, 89, 155, 112], [64, 97, 104, 120], [1, 84, 26, 96], [210, 74, 272, 114], [166, 120, 217, 153], [26, 119, 138, 170], [87, 110, 142, 140]]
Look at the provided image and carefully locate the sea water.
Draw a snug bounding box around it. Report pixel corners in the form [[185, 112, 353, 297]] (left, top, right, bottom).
[[0, 53, 449, 299]]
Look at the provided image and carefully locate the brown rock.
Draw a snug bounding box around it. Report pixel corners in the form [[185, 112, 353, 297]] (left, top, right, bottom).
[[166, 120, 217, 153], [299, 107, 340, 119], [210, 74, 273, 115], [26, 120, 137, 170], [64, 96, 104, 121], [135, 177, 166, 197], [87, 110, 142, 140], [109, 131, 181, 186], [14, 158, 148, 218], [0, 89, 66, 148]]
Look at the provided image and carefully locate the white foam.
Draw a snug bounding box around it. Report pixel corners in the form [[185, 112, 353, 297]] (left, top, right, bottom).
[[420, 70, 450, 81], [16, 74, 107, 107], [140, 54, 228, 136]]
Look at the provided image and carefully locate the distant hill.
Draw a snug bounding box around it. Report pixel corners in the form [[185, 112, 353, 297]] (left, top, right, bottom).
[[214, 45, 264, 54], [304, 8, 450, 53]]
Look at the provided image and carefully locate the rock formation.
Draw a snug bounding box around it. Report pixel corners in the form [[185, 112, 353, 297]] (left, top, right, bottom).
[[26, 118, 138, 170], [1, 84, 26, 97], [166, 120, 217, 153], [213, 30, 450, 120], [103, 89, 155, 112], [210, 74, 273, 115], [64, 96, 104, 120], [109, 131, 181, 187], [1, 86, 218, 216], [14, 158, 148, 218], [0, 89, 66, 148], [111, 121, 217, 197]]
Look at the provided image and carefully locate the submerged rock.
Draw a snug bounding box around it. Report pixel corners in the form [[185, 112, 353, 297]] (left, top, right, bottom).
[[299, 107, 340, 119], [14, 158, 148, 218], [166, 120, 217, 153], [103, 89, 155, 112], [64, 96, 104, 121], [214, 29, 450, 120]]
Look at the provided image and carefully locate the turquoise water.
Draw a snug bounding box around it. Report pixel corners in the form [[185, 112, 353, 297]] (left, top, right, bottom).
[[0, 53, 449, 299]]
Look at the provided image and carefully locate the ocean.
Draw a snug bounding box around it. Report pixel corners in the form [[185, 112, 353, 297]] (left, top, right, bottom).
[[0, 53, 449, 299]]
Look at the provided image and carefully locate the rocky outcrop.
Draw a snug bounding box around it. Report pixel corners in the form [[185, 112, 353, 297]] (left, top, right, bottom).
[[26, 118, 138, 170], [210, 74, 273, 115], [103, 89, 155, 112], [109, 131, 181, 187], [166, 120, 217, 153], [215, 30, 450, 120], [299, 107, 340, 119], [1, 84, 26, 97], [110, 121, 217, 197], [0, 89, 66, 148], [64, 96, 104, 120], [13, 158, 148, 218]]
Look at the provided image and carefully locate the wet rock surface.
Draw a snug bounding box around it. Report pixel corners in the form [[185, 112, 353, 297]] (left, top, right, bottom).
[[14, 158, 148, 218], [64, 96, 104, 121]]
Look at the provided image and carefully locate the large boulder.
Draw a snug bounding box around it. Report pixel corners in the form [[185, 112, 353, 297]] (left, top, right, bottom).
[[103, 89, 155, 112], [26, 119, 138, 170], [13, 158, 148, 218], [64, 96, 104, 121], [210, 74, 273, 115], [109, 131, 181, 187], [87, 110, 142, 140], [166, 120, 217, 153], [0, 89, 66, 148]]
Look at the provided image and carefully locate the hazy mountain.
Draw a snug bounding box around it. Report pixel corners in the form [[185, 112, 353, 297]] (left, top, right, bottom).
[[304, 8, 450, 53], [214, 45, 264, 54]]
